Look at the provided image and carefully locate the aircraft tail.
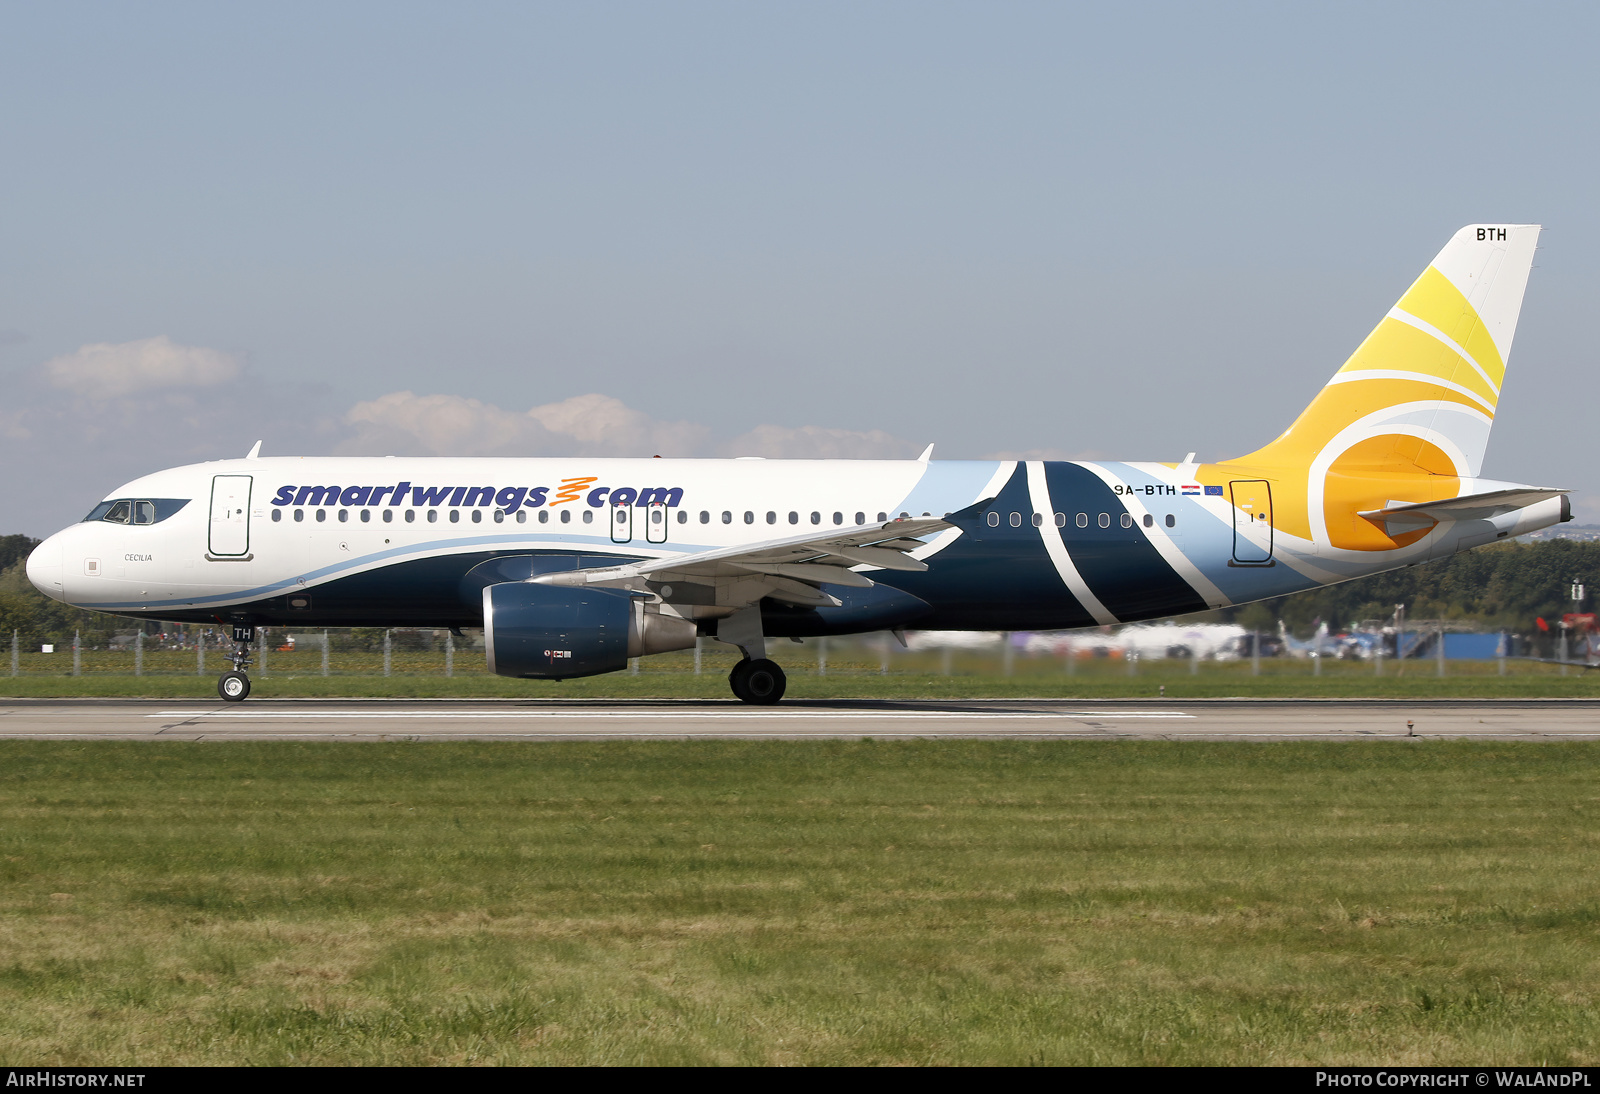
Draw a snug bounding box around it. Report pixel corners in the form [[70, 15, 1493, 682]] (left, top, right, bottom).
[[1222, 224, 1541, 550]]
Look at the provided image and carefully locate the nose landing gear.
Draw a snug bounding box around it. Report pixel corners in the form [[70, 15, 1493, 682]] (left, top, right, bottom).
[[217, 624, 256, 702]]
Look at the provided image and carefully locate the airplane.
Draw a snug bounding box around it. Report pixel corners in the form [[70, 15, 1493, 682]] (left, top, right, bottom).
[[24, 224, 1570, 703]]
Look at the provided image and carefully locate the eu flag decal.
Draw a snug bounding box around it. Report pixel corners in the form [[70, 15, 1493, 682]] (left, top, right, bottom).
[[1204, 485, 1224, 496]]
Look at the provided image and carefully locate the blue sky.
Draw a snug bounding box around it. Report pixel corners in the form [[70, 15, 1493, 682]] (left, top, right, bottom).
[[3, 1, 1597, 534]]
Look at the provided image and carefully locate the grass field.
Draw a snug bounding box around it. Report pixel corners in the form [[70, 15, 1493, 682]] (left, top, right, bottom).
[[2, 740, 1598, 1065]]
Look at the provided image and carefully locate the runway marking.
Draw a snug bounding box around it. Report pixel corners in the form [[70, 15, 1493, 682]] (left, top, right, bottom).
[[144, 710, 1197, 721]]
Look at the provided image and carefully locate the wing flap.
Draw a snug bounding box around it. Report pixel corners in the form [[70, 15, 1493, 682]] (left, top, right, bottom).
[[530, 517, 953, 601]]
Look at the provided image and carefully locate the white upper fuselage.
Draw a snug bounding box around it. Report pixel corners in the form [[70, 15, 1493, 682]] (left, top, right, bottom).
[[26, 455, 990, 616]]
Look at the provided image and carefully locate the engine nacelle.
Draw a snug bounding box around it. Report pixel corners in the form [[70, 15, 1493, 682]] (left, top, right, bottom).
[[482, 582, 697, 679]]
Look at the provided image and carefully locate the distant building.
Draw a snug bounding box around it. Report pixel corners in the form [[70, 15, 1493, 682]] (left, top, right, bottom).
[[1520, 525, 1600, 542]]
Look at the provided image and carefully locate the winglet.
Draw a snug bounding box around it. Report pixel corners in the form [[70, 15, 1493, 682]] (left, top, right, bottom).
[[245, 440, 262, 459], [916, 443, 934, 462]]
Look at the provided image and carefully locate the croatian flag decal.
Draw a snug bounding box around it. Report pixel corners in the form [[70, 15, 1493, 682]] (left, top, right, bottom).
[[1181, 483, 1202, 496], [1204, 485, 1224, 496]]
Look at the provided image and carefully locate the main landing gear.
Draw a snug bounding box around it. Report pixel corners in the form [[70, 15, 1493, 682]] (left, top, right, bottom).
[[716, 606, 787, 705], [729, 658, 787, 705], [217, 624, 256, 702]]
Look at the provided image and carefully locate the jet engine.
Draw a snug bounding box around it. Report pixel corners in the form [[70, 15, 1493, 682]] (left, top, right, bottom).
[[482, 582, 697, 679]]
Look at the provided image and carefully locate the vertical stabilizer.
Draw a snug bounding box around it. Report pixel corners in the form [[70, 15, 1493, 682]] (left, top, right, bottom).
[[1223, 224, 1540, 550]]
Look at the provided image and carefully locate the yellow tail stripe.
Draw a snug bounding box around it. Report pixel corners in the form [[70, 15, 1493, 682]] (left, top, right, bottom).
[[1324, 370, 1497, 415], [1394, 266, 1506, 386], [1335, 318, 1500, 408]]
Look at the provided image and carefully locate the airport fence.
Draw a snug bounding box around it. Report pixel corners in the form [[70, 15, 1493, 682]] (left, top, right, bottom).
[[0, 626, 1580, 680]]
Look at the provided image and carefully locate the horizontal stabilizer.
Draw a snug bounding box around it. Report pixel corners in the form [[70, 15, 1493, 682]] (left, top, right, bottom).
[[1359, 486, 1568, 532]]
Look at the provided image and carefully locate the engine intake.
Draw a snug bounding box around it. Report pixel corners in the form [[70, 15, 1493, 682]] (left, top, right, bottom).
[[482, 582, 696, 679]]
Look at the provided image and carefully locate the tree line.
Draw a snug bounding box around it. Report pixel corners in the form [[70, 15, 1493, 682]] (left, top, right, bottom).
[[1, 532, 1596, 648]]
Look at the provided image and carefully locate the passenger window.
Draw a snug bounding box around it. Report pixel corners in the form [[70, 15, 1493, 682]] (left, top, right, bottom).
[[449, 510, 460, 523], [676, 511, 687, 524], [1166, 514, 1176, 528], [517, 510, 527, 523], [652, 509, 663, 524], [810, 512, 820, 525], [427, 510, 438, 523], [294, 509, 305, 523], [360, 510, 371, 523], [1121, 513, 1132, 528], [745, 512, 754, 524], [855, 512, 865, 524], [405, 510, 415, 523], [1031, 513, 1043, 527], [701, 511, 711, 524], [1143, 514, 1153, 527], [1098, 513, 1110, 528], [787, 512, 798, 524], [537, 510, 547, 523], [271, 509, 282, 523], [721, 511, 732, 524], [493, 509, 505, 523], [833, 512, 843, 525], [560, 510, 570, 523], [767, 512, 777, 524], [471, 510, 482, 523], [1009, 513, 1022, 528], [1054, 513, 1066, 527], [986, 512, 1000, 528], [1076, 513, 1087, 527], [582, 510, 593, 523], [382, 510, 393, 523], [339, 509, 349, 522], [876, 512, 887, 522], [901, 512, 910, 519]]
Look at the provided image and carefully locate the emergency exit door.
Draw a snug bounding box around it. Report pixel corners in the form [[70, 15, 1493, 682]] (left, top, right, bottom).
[[1229, 480, 1273, 564], [209, 475, 252, 557], [645, 502, 668, 543]]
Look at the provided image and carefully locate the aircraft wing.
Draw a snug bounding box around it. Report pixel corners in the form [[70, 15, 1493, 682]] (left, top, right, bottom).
[[530, 514, 958, 607], [1359, 487, 1569, 531]]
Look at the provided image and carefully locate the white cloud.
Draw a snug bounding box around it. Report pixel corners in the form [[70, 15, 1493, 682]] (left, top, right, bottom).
[[338, 391, 710, 457], [43, 335, 241, 398], [340, 391, 559, 457], [526, 393, 709, 456], [722, 423, 917, 459], [983, 446, 1108, 462], [340, 390, 916, 461]]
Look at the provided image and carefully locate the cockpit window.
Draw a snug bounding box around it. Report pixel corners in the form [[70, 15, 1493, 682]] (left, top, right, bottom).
[[82, 498, 190, 525]]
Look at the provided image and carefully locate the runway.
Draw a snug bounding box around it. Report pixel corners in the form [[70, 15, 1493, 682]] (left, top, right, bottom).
[[0, 698, 1597, 740]]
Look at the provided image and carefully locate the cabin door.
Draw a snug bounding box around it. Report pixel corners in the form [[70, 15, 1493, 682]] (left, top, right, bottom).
[[610, 503, 633, 544], [1229, 480, 1273, 564], [208, 475, 253, 557]]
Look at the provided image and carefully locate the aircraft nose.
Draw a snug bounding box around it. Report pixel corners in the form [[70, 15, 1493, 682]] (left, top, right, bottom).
[[25, 537, 65, 602]]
